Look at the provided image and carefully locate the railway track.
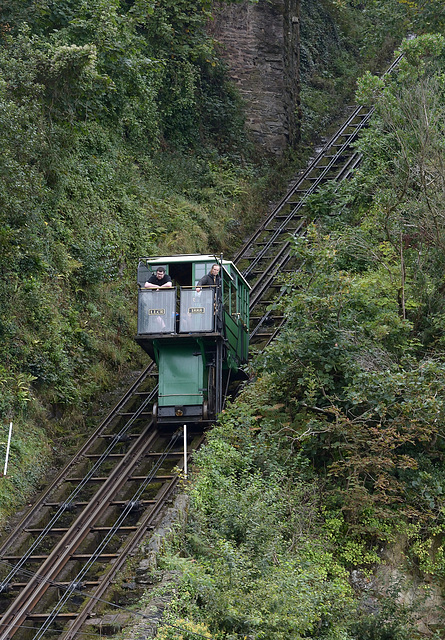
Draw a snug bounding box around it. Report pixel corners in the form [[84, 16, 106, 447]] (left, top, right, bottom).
[[241, 103, 373, 347], [244, 54, 402, 348], [0, 368, 205, 639], [0, 57, 401, 639]]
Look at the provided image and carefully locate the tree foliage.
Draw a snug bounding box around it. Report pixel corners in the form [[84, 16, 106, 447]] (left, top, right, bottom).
[[253, 35, 445, 570], [0, 0, 260, 521], [0, 0, 251, 402]]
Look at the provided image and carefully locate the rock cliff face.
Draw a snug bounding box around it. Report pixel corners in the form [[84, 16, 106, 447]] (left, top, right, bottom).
[[210, 0, 300, 155]]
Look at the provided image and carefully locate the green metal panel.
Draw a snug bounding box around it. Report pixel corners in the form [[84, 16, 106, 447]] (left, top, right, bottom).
[[223, 311, 249, 366], [157, 343, 204, 406]]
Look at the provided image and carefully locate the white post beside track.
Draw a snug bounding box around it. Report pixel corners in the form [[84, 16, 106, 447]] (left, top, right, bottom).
[[4, 421, 13, 477], [183, 424, 188, 479]]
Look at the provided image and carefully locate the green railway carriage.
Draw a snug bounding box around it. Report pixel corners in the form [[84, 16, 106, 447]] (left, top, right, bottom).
[[135, 255, 250, 423]]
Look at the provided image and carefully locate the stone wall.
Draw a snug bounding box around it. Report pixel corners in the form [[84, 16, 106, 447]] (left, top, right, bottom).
[[210, 0, 300, 155]]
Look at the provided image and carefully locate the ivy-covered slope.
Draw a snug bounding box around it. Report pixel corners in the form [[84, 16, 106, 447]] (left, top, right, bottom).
[[0, 0, 263, 516], [4, 2, 443, 637], [0, 0, 382, 519]]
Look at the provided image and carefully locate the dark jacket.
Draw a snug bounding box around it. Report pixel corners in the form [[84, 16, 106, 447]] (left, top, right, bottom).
[[197, 272, 220, 287]]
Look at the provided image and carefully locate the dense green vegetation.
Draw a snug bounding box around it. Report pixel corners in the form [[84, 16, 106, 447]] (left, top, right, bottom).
[[0, 0, 377, 518], [0, 0, 265, 515], [4, 0, 445, 638]]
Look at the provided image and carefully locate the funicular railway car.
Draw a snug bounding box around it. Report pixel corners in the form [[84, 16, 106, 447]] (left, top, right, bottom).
[[135, 255, 250, 423]]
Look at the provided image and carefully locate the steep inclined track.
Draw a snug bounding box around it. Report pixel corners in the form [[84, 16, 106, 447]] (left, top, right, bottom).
[[0, 60, 402, 636], [242, 105, 372, 347], [244, 54, 402, 348], [0, 393, 205, 640]]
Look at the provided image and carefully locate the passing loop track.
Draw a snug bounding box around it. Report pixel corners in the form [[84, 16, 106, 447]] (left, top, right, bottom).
[[0, 57, 402, 639]]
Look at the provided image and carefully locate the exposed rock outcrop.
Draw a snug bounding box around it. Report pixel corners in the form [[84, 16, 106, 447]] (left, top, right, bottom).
[[210, 0, 300, 154]]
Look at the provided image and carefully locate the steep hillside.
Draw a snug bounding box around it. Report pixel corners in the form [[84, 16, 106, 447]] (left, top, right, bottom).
[[0, 0, 381, 521], [4, 9, 441, 640], [0, 0, 261, 517]]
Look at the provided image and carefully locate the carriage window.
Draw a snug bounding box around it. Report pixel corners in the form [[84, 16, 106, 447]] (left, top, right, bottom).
[[231, 280, 238, 316], [194, 262, 217, 286]]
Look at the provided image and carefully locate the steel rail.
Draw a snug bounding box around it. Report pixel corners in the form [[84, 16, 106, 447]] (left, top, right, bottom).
[[0, 379, 158, 591], [234, 106, 366, 263], [234, 109, 371, 270], [0, 427, 205, 640], [239, 52, 403, 288], [60, 430, 206, 640], [0, 425, 159, 639], [241, 117, 373, 279], [244, 55, 404, 349], [0, 364, 156, 562], [31, 430, 182, 639]]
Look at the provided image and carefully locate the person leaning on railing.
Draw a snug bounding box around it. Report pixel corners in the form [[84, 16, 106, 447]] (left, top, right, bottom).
[[195, 264, 220, 292], [196, 264, 222, 333], [144, 266, 173, 289]]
